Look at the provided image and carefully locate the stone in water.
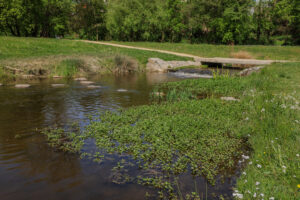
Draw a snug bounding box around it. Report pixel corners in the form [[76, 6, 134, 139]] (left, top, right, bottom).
[[15, 84, 31, 88], [117, 89, 128, 92], [53, 76, 63, 79], [51, 84, 65, 87], [75, 77, 87, 81], [87, 85, 101, 89], [80, 81, 94, 85]]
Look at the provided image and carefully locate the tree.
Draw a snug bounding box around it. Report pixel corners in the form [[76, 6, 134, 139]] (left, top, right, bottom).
[[71, 0, 107, 40], [0, 0, 25, 36], [0, 0, 73, 37], [182, 0, 253, 44], [39, 0, 73, 37], [290, 0, 300, 44], [106, 0, 184, 42]]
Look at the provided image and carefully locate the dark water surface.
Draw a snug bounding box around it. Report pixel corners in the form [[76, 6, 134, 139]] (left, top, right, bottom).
[[0, 72, 238, 200]]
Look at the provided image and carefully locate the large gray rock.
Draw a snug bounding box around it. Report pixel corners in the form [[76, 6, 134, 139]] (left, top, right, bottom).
[[146, 58, 171, 72], [146, 58, 202, 73], [0, 83, 2, 86]]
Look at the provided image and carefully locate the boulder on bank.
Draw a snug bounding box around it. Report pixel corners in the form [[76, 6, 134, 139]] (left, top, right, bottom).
[[15, 84, 31, 88], [146, 58, 202, 73]]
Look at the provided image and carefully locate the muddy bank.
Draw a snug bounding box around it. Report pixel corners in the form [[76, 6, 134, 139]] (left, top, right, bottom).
[[0, 54, 140, 83]]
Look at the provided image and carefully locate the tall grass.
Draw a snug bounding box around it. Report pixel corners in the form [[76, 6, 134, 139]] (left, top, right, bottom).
[[0, 66, 15, 83], [53, 59, 84, 78]]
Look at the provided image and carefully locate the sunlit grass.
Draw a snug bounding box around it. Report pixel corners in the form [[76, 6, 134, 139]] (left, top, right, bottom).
[[109, 41, 300, 61]]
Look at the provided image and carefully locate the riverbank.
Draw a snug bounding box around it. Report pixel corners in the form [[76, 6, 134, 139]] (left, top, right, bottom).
[[0, 37, 190, 83], [153, 62, 300, 199]]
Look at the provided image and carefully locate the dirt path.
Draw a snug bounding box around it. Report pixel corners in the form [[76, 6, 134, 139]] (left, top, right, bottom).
[[78, 40, 287, 65]]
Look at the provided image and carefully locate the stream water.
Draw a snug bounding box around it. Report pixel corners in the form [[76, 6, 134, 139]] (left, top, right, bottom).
[[0, 71, 240, 200]]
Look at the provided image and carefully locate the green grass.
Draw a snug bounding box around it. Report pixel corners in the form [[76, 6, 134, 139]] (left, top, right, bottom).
[[0, 37, 190, 64], [108, 41, 300, 61], [155, 63, 300, 199]]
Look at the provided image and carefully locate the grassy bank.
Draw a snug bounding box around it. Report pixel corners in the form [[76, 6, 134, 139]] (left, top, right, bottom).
[[0, 37, 189, 83], [109, 41, 300, 61], [42, 62, 299, 199], [154, 63, 300, 199]]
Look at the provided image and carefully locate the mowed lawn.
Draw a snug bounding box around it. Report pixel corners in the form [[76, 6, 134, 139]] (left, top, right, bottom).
[[0, 37, 190, 64], [109, 41, 300, 61]]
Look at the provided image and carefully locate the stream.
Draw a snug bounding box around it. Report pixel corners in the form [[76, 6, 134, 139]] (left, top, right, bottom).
[[0, 70, 240, 200]]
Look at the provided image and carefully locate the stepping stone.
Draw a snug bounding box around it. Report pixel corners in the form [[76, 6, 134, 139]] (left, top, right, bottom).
[[51, 84, 65, 87], [53, 76, 63, 78], [117, 89, 128, 92], [75, 77, 87, 81], [80, 81, 94, 85], [15, 84, 31, 88], [221, 97, 240, 102], [87, 85, 102, 89]]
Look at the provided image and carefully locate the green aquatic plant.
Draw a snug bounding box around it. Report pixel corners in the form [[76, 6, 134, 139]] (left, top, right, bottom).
[[83, 99, 247, 182], [41, 125, 85, 153]]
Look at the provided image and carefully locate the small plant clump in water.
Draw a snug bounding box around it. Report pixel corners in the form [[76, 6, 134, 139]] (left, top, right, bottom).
[[42, 124, 85, 153]]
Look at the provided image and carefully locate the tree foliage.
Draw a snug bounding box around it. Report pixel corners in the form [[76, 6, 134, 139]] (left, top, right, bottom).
[[106, 0, 184, 42], [0, 0, 299, 44]]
